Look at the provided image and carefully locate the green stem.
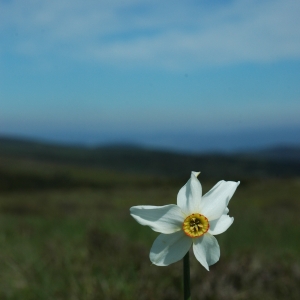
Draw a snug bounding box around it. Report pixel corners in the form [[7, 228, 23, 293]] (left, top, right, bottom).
[[183, 251, 191, 300]]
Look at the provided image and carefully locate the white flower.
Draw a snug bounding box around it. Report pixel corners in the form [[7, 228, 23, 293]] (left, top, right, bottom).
[[130, 172, 240, 270]]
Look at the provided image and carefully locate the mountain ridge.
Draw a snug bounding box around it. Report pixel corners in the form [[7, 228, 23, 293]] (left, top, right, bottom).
[[0, 135, 300, 180]]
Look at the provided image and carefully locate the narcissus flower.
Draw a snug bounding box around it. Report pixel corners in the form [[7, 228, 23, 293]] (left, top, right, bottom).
[[130, 172, 240, 270]]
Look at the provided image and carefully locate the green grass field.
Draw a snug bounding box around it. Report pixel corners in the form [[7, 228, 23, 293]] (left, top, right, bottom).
[[0, 157, 299, 299]]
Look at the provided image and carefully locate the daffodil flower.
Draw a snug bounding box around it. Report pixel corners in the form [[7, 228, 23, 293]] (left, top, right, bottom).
[[130, 172, 240, 270]]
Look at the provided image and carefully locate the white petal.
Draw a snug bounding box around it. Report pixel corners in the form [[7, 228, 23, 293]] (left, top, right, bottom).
[[192, 234, 220, 271], [177, 171, 202, 215], [208, 215, 234, 235], [130, 205, 185, 234], [150, 231, 192, 266], [199, 181, 240, 221]]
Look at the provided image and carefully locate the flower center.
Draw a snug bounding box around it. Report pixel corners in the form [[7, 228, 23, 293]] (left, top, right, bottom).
[[182, 213, 209, 238]]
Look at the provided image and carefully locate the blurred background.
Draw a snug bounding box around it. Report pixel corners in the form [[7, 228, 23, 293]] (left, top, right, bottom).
[[0, 0, 300, 299]]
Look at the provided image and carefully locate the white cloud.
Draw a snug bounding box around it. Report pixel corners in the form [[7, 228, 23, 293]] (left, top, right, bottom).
[[1, 0, 300, 70]]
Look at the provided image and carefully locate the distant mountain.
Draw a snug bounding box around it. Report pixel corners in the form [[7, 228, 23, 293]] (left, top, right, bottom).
[[247, 146, 300, 162], [0, 135, 300, 180]]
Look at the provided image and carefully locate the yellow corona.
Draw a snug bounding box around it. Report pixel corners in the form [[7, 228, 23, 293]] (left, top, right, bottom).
[[182, 213, 209, 238]]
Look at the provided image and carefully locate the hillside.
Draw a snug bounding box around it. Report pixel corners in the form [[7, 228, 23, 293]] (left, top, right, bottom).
[[0, 136, 300, 191]]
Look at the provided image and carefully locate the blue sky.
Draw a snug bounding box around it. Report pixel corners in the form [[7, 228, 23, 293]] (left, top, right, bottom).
[[1, 0, 300, 152]]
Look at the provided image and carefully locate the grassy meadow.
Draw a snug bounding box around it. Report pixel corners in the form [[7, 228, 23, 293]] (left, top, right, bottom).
[[0, 154, 300, 299]]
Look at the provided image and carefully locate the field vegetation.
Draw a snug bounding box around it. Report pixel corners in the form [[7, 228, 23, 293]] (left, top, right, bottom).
[[0, 138, 299, 299]]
